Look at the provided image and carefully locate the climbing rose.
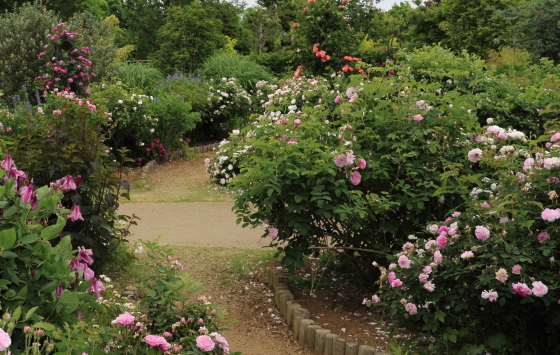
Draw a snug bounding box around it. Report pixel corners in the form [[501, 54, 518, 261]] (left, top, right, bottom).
[[512, 264, 522, 274], [467, 148, 483, 163], [481, 290, 499, 302], [460, 251, 474, 259], [0, 328, 11, 351], [405, 303, 417, 315], [349, 171, 361, 185], [434, 250, 443, 264], [532, 281, 548, 297], [436, 235, 448, 248], [145, 335, 171, 352], [267, 227, 278, 240], [423, 265, 432, 274], [196, 335, 215, 352], [334, 155, 348, 167], [512, 282, 532, 296], [474, 226, 490, 241], [423, 281, 435, 292], [391, 279, 403, 287], [387, 272, 396, 284], [542, 208, 560, 222], [398, 255, 411, 269], [402, 242, 414, 253], [495, 268, 508, 283], [356, 158, 366, 169], [113, 312, 135, 325], [418, 273, 429, 283]]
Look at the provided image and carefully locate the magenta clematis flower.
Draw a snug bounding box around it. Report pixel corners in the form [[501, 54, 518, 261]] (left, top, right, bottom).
[[67, 205, 84, 222], [86, 277, 106, 298], [77, 246, 93, 265], [50, 175, 76, 192], [56, 284, 64, 297], [20, 184, 34, 203], [0, 155, 14, 171]]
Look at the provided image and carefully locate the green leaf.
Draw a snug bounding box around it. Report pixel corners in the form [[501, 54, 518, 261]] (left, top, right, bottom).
[[0, 228, 16, 249], [20, 233, 37, 244], [12, 306, 21, 322], [40, 217, 65, 240], [294, 195, 303, 203], [25, 306, 39, 320], [33, 322, 55, 331], [485, 333, 507, 349], [0, 251, 17, 258], [59, 291, 80, 314]]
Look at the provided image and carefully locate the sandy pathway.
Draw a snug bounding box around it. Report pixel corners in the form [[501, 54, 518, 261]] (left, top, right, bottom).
[[117, 155, 312, 355]]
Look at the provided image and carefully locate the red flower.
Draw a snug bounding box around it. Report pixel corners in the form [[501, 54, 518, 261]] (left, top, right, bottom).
[[293, 23, 300, 27]]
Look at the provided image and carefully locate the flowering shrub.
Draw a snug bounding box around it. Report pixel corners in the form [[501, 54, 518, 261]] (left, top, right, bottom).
[[370, 123, 560, 353], [35, 23, 95, 96], [205, 138, 247, 186], [0, 90, 132, 267]]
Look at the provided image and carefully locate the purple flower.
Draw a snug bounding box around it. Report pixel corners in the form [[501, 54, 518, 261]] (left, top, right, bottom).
[[20, 184, 34, 203], [67, 205, 84, 222], [77, 246, 94, 265], [0, 155, 14, 171], [56, 284, 63, 297], [50, 175, 77, 192], [86, 278, 106, 298]]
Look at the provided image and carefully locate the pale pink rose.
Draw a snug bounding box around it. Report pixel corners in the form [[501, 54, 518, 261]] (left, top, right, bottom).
[[532, 281, 548, 297], [371, 294, 380, 303], [495, 268, 508, 283], [434, 250, 443, 264], [467, 148, 483, 163], [0, 328, 11, 350], [415, 100, 425, 107], [112, 312, 135, 325], [423, 281, 435, 292], [451, 211, 461, 217], [387, 271, 396, 284], [512, 264, 522, 274], [542, 208, 560, 222], [349, 171, 361, 185], [425, 240, 438, 251], [356, 158, 366, 169], [388, 263, 397, 270], [423, 265, 432, 274], [428, 224, 439, 234], [391, 279, 403, 287], [145, 335, 171, 352], [334, 94, 342, 103], [551, 132, 560, 142], [402, 242, 414, 253], [196, 335, 215, 352], [53, 109, 62, 114], [475, 226, 490, 241], [481, 290, 499, 302], [405, 303, 417, 315], [398, 255, 411, 269], [412, 114, 424, 122], [460, 251, 474, 259], [267, 227, 278, 240], [418, 273, 429, 283], [334, 155, 348, 167], [512, 282, 532, 296], [480, 202, 490, 209]]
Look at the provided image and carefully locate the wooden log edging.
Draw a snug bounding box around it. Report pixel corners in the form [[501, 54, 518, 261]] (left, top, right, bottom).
[[266, 268, 389, 355]]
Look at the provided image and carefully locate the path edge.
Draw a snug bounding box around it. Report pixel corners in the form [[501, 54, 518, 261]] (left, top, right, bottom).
[[138, 142, 221, 180], [265, 268, 391, 355]]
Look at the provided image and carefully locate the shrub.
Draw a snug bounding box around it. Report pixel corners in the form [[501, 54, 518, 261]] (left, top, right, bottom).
[[249, 51, 297, 77], [117, 63, 164, 90], [0, 2, 57, 102], [370, 123, 560, 354], [200, 50, 274, 91]]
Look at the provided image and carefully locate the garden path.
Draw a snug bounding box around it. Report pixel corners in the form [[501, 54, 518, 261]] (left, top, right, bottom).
[[117, 154, 313, 355]]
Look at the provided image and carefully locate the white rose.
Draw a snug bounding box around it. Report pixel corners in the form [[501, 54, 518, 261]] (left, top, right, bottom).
[[232, 130, 240, 136]]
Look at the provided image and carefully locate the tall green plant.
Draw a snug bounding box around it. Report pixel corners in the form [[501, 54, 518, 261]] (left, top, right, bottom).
[[117, 63, 164, 90]]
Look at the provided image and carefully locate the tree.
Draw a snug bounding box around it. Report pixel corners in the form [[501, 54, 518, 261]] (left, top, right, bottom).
[[497, 0, 560, 62], [242, 7, 284, 54], [151, 2, 227, 74], [0, 0, 110, 19]]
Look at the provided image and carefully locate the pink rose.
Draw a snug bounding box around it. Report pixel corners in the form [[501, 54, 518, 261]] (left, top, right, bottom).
[[405, 303, 417, 315], [532, 281, 548, 297], [196, 335, 215, 352], [511, 264, 521, 274], [474, 226, 490, 241], [512, 282, 532, 296]]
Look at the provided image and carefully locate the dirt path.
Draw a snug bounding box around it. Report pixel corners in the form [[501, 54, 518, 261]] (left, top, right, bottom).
[[117, 154, 313, 355]]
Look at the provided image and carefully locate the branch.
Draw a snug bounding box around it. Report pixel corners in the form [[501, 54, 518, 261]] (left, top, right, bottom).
[[308, 246, 390, 256]]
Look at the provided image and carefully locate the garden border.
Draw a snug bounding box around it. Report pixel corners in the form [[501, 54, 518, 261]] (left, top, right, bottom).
[[266, 268, 390, 355]]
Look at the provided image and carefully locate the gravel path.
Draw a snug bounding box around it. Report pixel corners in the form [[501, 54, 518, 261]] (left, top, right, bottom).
[[116, 155, 312, 355]]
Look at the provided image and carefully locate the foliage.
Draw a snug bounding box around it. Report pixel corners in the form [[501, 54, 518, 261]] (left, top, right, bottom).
[[0, 2, 58, 102], [291, 0, 362, 76], [241, 7, 285, 54], [0, 157, 116, 350], [117, 63, 164, 90], [249, 51, 297, 76], [370, 123, 560, 354], [199, 51, 273, 91], [496, 0, 560, 63], [151, 2, 227, 74], [0, 0, 110, 20], [0, 91, 132, 269]]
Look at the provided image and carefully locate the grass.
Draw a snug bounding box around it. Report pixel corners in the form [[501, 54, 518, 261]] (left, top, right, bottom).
[[117, 63, 164, 90], [123, 180, 237, 203], [200, 51, 273, 90]]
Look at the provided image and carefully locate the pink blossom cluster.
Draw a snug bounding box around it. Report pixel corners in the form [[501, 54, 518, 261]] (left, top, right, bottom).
[[196, 333, 230, 354], [112, 312, 135, 325], [333, 150, 366, 185], [145, 334, 171, 353]]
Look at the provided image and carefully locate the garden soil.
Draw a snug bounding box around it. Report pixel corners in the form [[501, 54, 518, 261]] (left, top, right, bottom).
[[117, 154, 314, 355]]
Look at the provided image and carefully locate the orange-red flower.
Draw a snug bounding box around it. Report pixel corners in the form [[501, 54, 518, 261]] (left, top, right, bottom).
[[312, 43, 320, 53], [357, 68, 365, 75], [338, 5, 344, 8], [293, 65, 304, 79], [341, 65, 353, 72], [315, 50, 327, 58], [320, 55, 331, 62], [293, 23, 300, 27]]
